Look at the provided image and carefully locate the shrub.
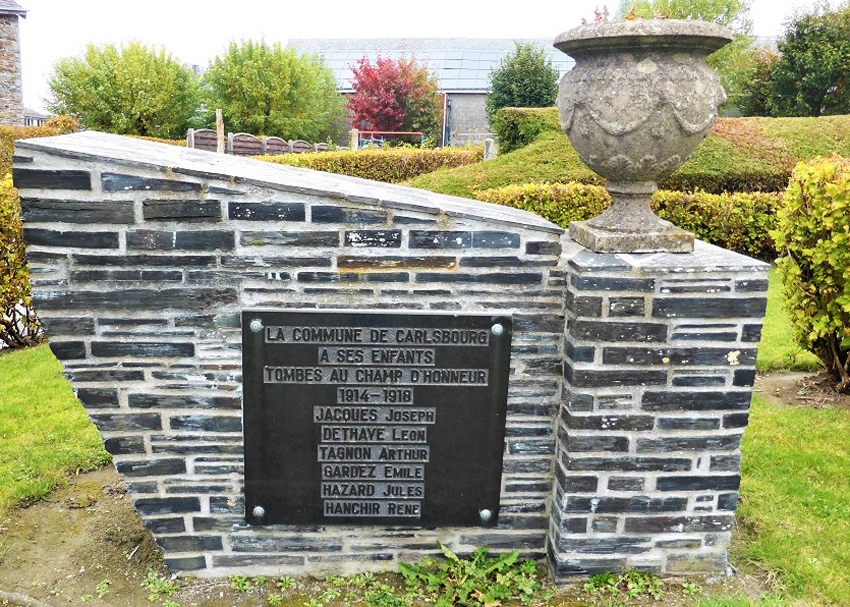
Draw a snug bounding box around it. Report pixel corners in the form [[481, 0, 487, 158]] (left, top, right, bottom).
[[491, 107, 561, 154], [255, 147, 483, 183], [0, 116, 78, 349], [0, 175, 40, 349], [774, 155, 850, 390], [475, 181, 781, 260]]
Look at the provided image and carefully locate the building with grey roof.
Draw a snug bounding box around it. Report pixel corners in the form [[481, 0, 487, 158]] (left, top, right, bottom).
[[0, 0, 25, 125], [289, 38, 572, 146]]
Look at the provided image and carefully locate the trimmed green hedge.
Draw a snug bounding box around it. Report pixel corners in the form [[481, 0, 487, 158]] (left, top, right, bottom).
[[409, 110, 850, 198], [491, 107, 560, 153], [0, 116, 80, 176], [255, 147, 483, 183], [475, 181, 782, 260]]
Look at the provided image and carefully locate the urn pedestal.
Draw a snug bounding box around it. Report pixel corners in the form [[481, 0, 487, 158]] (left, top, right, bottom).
[[555, 20, 733, 253]]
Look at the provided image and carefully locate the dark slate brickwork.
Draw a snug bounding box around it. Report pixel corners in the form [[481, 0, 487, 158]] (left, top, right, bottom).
[[16, 137, 766, 580], [14, 168, 91, 189], [229, 202, 306, 221], [143, 200, 222, 222], [554, 245, 767, 580], [21, 199, 136, 224], [102, 172, 203, 192], [24, 228, 118, 249]]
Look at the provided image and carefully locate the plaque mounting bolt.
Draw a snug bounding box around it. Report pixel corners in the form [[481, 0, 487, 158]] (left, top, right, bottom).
[[252, 505, 266, 520], [491, 323, 504, 336], [249, 319, 264, 333], [479, 508, 492, 523]]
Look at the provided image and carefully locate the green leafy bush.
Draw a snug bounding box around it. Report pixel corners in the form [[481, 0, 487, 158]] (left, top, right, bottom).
[[255, 147, 483, 183], [773, 155, 850, 390], [491, 107, 561, 154], [475, 181, 782, 260], [0, 116, 78, 349]]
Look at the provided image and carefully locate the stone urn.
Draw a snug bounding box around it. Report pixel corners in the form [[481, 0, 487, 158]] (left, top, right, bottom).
[[554, 19, 732, 252]]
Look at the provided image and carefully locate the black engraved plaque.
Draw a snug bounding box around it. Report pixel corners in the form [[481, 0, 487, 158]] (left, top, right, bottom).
[[242, 310, 512, 526]]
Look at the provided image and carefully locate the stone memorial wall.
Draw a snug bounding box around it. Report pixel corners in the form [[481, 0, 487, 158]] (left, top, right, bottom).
[[15, 131, 768, 579]]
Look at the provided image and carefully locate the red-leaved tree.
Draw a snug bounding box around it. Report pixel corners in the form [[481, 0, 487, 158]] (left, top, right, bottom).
[[347, 55, 443, 143]]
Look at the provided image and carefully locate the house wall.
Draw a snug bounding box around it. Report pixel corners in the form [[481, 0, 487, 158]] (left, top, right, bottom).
[[447, 93, 493, 146], [0, 14, 24, 126]]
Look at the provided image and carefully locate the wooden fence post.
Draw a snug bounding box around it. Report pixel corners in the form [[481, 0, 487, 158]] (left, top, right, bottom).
[[186, 128, 195, 148], [216, 109, 225, 154]]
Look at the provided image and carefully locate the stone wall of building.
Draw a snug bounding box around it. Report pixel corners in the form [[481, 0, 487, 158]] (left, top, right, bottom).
[[0, 14, 23, 126], [447, 93, 492, 146], [15, 131, 768, 580]]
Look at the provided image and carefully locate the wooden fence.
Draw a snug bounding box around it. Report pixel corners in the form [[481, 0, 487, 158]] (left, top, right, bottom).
[[186, 129, 329, 156]]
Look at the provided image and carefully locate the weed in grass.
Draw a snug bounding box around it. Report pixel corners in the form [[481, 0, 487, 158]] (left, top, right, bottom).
[[95, 579, 111, 598], [682, 580, 702, 595], [143, 568, 179, 602], [399, 542, 548, 606], [277, 575, 294, 590], [318, 588, 342, 602], [582, 570, 662, 601], [162, 602, 181, 607], [229, 574, 252, 592]]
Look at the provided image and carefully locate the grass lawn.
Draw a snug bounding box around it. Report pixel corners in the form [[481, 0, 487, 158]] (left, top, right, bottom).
[[735, 397, 850, 606], [0, 344, 109, 515]]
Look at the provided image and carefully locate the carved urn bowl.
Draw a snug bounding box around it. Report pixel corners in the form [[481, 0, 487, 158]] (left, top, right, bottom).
[[555, 19, 732, 252]]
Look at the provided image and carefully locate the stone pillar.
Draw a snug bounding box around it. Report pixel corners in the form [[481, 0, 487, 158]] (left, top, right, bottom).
[[549, 243, 768, 578], [484, 138, 497, 160], [0, 14, 24, 126]]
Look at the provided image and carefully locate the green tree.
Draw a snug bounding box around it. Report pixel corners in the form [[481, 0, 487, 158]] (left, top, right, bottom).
[[736, 45, 779, 116], [205, 41, 346, 141], [47, 42, 201, 139], [617, 0, 755, 109], [485, 43, 559, 125], [769, 3, 850, 117]]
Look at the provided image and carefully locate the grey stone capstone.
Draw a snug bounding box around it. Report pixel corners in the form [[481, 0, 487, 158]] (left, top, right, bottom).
[[554, 19, 733, 253]]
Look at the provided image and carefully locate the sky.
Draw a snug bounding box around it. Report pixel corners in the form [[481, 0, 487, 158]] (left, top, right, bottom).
[[16, 0, 846, 113]]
